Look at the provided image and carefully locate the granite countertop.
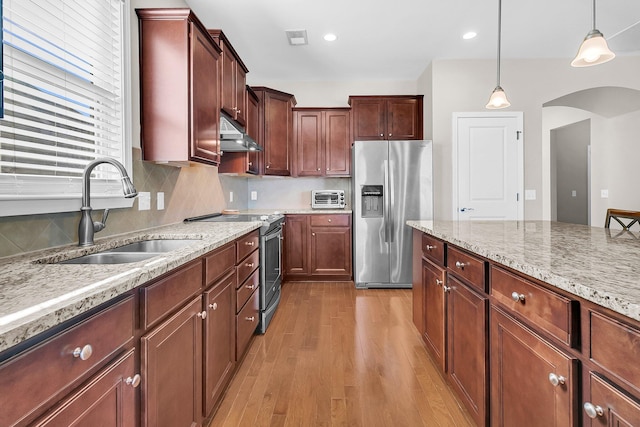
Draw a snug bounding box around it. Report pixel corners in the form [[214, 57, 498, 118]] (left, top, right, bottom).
[[407, 220, 640, 322], [0, 221, 262, 353]]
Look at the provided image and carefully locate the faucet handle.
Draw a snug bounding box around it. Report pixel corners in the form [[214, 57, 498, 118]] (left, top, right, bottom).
[[94, 209, 110, 232]]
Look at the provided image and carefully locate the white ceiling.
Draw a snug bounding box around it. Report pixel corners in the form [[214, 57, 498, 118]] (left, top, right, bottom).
[[185, 0, 640, 82]]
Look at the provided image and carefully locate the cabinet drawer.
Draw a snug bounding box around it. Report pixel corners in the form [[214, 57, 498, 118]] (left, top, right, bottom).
[[491, 266, 577, 347], [236, 268, 259, 312], [236, 288, 259, 359], [310, 214, 350, 227], [590, 310, 640, 391], [204, 242, 235, 286], [236, 230, 259, 261], [237, 249, 259, 287], [422, 233, 445, 265], [0, 297, 134, 427], [141, 260, 203, 329], [447, 246, 485, 291]]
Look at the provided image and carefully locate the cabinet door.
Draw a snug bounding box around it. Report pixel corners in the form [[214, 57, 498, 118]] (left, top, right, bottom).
[[423, 258, 446, 372], [295, 110, 323, 176], [234, 65, 247, 127], [324, 109, 351, 176], [246, 89, 260, 174], [203, 272, 236, 416], [219, 44, 236, 120], [190, 23, 220, 165], [584, 373, 640, 426], [447, 276, 488, 427], [142, 296, 203, 427], [283, 215, 309, 276], [34, 350, 138, 427], [491, 306, 578, 427], [386, 97, 422, 140], [412, 230, 425, 336], [263, 91, 292, 176], [310, 225, 351, 276], [351, 98, 386, 140]]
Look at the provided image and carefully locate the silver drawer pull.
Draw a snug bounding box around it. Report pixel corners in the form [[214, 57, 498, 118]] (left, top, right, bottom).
[[246, 262, 254, 268], [583, 402, 604, 419], [548, 373, 565, 387], [72, 344, 93, 361], [511, 292, 526, 302], [455, 261, 466, 269], [245, 316, 255, 322], [443, 286, 451, 293], [245, 241, 255, 246], [328, 219, 332, 222], [126, 374, 142, 388], [246, 284, 255, 290], [425, 245, 435, 250], [209, 302, 218, 310], [197, 310, 207, 319], [436, 279, 443, 286]]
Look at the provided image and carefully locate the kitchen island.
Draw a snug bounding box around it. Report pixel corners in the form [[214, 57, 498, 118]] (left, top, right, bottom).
[[408, 220, 640, 426]]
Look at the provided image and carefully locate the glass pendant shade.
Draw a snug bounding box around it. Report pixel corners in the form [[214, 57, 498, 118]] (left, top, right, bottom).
[[571, 29, 615, 67], [486, 86, 511, 109]]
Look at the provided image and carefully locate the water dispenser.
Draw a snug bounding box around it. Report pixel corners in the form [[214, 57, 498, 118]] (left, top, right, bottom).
[[361, 185, 383, 218]]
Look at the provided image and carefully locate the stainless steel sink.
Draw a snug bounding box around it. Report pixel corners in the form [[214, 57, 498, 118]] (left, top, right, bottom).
[[54, 239, 201, 264], [58, 252, 162, 264]]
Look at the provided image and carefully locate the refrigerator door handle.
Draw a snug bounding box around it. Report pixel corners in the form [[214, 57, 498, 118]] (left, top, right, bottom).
[[384, 160, 391, 243], [388, 159, 395, 243]]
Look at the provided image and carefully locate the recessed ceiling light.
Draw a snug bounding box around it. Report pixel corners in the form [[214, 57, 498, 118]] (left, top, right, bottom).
[[324, 33, 337, 42], [463, 32, 477, 40]]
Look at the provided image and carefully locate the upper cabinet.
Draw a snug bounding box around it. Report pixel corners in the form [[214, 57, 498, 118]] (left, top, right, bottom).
[[218, 86, 260, 175], [252, 87, 297, 176], [349, 95, 423, 141], [208, 30, 248, 127], [137, 9, 221, 165], [293, 108, 351, 177]]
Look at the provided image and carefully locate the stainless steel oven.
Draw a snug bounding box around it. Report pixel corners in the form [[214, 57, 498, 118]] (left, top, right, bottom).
[[183, 213, 284, 333]]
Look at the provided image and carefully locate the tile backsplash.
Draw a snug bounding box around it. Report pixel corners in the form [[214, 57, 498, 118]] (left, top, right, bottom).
[[0, 148, 226, 258]]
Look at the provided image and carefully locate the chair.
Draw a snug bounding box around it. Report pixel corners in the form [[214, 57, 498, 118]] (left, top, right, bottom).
[[604, 209, 640, 230]]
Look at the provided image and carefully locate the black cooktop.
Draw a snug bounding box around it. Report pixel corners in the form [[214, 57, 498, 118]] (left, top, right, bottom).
[[184, 212, 284, 233]]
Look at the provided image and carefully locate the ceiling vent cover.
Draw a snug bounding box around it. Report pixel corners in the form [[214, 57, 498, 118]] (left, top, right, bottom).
[[285, 29, 308, 46]]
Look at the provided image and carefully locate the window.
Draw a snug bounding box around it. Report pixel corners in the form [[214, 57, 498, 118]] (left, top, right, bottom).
[[0, 0, 131, 216]]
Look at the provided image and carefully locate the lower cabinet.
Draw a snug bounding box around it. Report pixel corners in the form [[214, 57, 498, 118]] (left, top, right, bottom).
[[490, 306, 578, 426], [284, 214, 352, 281], [422, 258, 446, 371], [141, 296, 204, 427], [584, 372, 640, 426]]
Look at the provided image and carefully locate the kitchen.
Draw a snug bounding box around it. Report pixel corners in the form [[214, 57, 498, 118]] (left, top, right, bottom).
[[0, 0, 639, 426]]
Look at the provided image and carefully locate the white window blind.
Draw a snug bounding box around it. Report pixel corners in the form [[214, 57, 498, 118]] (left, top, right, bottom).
[[0, 0, 131, 216]]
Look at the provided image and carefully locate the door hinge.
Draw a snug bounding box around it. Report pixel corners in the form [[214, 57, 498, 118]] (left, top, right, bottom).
[[516, 130, 522, 140]]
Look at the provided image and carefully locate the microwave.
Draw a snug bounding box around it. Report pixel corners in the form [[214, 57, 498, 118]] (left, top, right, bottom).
[[312, 190, 346, 209]]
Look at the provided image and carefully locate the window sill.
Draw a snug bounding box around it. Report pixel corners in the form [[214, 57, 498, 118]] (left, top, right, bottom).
[[0, 196, 135, 217]]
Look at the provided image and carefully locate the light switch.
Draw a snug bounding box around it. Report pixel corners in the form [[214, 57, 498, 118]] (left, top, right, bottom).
[[601, 189, 609, 198], [229, 191, 234, 203], [250, 191, 258, 201], [157, 192, 164, 210], [571, 190, 577, 197], [138, 192, 151, 211]]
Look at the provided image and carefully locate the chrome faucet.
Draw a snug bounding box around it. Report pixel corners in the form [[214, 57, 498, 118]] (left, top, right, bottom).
[[78, 158, 138, 246]]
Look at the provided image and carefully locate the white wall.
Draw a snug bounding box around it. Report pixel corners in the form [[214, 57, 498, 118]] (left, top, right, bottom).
[[425, 56, 640, 220]]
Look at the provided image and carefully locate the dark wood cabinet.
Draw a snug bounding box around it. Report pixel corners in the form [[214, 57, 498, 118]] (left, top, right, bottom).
[[34, 349, 137, 427], [423, 258, 446, 372], [293, 108, 351, 177], [583, 372, 640, 426], [218, 87, 260, 175], [447, 275, 489, 427], [137, 9, 221, 165], [252, 87, 297, 176], [208, 30, 248, 127], [491, 306, 578, 427], [349, 95, 423, 141], [141, 296, 204, 427], [284, 214, 352, 281]]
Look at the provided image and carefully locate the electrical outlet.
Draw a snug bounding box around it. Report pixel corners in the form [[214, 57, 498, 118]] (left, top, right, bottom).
[[601, 189, 609, 198], [250, 191, 258, 201], [525, 189, 536, 200], [229, 191, 234, 203], [571, 190, 577, 197], [138, 192, 151, 211], [157, 192, 164, 210]]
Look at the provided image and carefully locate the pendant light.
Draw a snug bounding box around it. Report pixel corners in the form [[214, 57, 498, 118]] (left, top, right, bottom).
[[571, 0, 615, 67], [486, 0, 510, 109]]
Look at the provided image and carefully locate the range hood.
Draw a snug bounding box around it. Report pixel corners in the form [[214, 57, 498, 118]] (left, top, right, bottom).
[[219, 114, 261, 152]]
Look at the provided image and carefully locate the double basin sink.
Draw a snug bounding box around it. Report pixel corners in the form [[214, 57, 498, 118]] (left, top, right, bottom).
[[56, 239, 201, 264]]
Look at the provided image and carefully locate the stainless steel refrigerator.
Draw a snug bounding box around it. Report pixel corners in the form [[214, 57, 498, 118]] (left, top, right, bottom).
[[353, 140, 433, 288]]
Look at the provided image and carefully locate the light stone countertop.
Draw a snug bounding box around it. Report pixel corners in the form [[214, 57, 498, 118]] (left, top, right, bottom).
[[0, 221, 261, 353], [407, 220, 640, 322]]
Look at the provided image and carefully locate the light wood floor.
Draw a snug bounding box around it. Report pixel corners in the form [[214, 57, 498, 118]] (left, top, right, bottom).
[[209, 282, 475, 427]]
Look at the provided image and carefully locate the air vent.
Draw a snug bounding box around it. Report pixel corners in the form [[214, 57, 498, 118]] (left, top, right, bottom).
[[285, 29, 308, 46]]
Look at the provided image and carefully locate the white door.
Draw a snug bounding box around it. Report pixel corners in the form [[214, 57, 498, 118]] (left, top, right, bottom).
[[453, 112, 524, 220]]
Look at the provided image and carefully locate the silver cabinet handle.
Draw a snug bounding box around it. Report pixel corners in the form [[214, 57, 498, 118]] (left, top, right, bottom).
[[455, 261, 466, 269], [197, 310, 207, 319], [583, 402, 604, 419], [425, 244, 435, 250], [245, 241, 254, 246], [312, 233, 316, 236], [317, 168, 321, 171], [246, 284, 255, 290], [125, 374, 142, 388], [443, 286, 451, 293], [209, 302, 217, 310], [327, 219, 332, 223], [248, 162, 253, 167], [548, 373, 565, 387], [237, 109, 241, 114], [266, 165, 270, 169], [73, 344, 93, 360], [245, 316, 255, 322], [326, 168, 329, 171], [380, 133, 383, 137], [436, 279, 443, 286], [246, 262, 254, 268], [511, 291, 526, 302], [389, 133, 392, 137]]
